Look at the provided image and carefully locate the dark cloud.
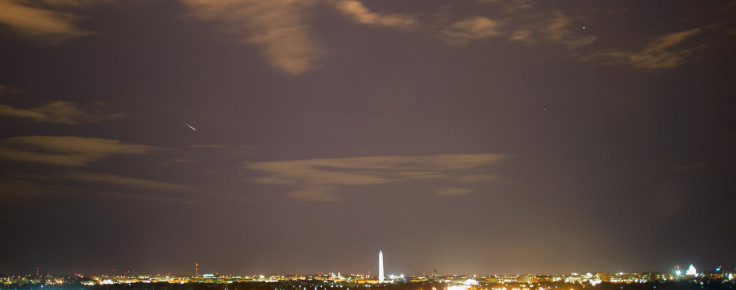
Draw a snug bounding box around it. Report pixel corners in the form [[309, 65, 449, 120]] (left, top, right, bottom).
[[0, 84, 22, 95], [0, 136, 156, 166], [0, 101, 125, 124], [0, 176, 78, 205], [580, 28, 706, 70], [63, 170, 195, 192]]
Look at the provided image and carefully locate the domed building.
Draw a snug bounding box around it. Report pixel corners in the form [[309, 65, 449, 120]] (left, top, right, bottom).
[[686, 264, 697, 276]]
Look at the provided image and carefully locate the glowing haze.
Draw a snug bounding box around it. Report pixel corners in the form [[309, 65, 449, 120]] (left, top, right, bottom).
[[0, 0, 735, 276]]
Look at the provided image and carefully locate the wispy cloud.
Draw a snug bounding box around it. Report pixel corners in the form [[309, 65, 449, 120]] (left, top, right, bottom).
[[539, 10, 596, 48], [287, 185, 340, 202], [93, 191, 196, 205], [182, 0, 418, 75], [246, 154, 510, 201], [0, 136, 156, 166], [0, 0, 99, 43], [181, 0, 322, 75], [441, 16, 502, 46], [63, 171, 195, 191], [1, 169, 195, 204], [0, 101, 125, 124], [438, 3, 595, 49], [333, 0, 415, 29], [161, 157, 193, 166], [35, 0, 112, 8], [509, 29, 533, 43], [0, 84, 22, 95], [1, 0, 717, 73], [580, 28, 705, 70], [454, 1, 717, 70], [0, 174, 195, 205], [2, 165, 196, 206], [187, 144, 225, 149], [0, 176, 77, 205], [185, 144, 253, 155], [435, 187, 472, 196], [477, 0, 533, 13]]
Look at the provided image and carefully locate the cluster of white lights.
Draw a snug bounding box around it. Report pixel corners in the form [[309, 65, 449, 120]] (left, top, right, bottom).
[[686, 265, 697, 276], [464, 279, 479, 286]]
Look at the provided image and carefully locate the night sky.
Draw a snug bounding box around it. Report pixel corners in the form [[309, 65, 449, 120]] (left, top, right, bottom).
[[1, 0, 735, 276]]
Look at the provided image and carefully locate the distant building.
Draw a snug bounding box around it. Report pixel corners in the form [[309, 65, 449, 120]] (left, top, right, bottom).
[[686, 265, 697, 276]]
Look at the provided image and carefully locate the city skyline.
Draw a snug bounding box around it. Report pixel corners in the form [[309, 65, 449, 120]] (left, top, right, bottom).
[[2, 265, 734, 288], [1, 0, 735, 275], [6, 254, 730, 277]]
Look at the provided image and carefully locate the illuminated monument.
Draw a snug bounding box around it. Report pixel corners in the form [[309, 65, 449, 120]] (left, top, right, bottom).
[[378, 250, 385, 283], [686, 264, 697, 276]]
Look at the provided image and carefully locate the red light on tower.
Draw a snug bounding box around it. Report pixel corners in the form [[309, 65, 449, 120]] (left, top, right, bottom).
[[195, 262, 199, 277]]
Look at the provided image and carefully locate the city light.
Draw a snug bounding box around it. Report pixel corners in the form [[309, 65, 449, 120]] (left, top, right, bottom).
[[1, 252, 732, 289], [687, 265, 697, 276]]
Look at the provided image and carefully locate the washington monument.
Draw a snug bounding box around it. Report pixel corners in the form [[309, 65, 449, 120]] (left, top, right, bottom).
[[378, 250, 385, 283]]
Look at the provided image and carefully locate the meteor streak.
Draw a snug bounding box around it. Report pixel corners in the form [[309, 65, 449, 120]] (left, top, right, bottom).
[[184, 122, 197, 131]]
